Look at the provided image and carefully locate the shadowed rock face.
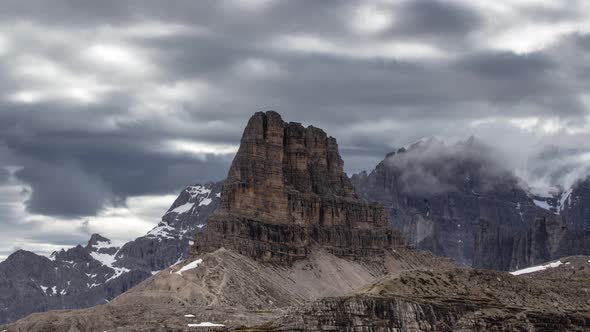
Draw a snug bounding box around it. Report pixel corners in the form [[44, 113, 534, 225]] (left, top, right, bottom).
[[508, 216, 590, 270], [561, 178, 590, 230], [195, 111, 404, 263]]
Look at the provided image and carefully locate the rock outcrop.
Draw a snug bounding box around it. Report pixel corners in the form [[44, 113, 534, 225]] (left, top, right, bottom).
[[0, 181, 222, 325], [195, 111, 404, 263]]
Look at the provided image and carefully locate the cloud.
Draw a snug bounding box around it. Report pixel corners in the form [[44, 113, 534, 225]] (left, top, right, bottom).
[[383, 137, 514, 195], [16, 162, 112, 217]]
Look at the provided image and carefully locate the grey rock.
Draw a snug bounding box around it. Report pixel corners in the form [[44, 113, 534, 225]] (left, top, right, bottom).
[[350, 137, 547, 270], [0, 181, 222, 325]]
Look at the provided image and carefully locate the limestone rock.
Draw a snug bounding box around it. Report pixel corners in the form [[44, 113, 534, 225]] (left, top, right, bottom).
[[195, 111, 404, 263]]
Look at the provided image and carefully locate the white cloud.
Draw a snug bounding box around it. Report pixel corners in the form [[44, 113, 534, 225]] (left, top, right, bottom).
[[351, 3, 394, 35], [85, 43, 155, 76], [164, 139, 239, 156], [7, 55, 115, 104], [272, 34, 446, 60]]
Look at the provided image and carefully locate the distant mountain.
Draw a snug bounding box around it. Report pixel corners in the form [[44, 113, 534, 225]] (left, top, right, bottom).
[[351, 136, 590, 270], [0, 181, 222, 324]]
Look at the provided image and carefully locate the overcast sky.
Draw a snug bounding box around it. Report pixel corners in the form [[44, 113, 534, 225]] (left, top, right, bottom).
[[1, 0, 590, 261]]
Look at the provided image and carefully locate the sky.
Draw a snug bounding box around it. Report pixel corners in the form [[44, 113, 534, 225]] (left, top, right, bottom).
[[1, 0, 590, 261]]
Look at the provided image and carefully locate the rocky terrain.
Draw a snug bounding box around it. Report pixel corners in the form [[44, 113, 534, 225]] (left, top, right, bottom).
[[0, 181, 222, 324], [266, 257, 590, 331], [351, 136, 590, 271]]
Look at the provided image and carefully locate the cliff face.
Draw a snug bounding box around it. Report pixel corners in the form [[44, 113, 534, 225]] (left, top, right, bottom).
[[561, 177, 590, 230], [509, 216, 590, 270], [195, 111, 403, 263], [350, 138, 546, 270]]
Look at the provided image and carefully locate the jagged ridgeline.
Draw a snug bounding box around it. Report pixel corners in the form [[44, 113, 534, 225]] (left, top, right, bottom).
[[194, 111, 405, 262]]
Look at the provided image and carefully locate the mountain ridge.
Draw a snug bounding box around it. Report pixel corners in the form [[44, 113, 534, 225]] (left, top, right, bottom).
[[0, 181, 222, 325]]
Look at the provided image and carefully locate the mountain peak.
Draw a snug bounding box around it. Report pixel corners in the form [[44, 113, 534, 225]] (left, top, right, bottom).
[[86, 233, 112, 249], [194, 111, 404, 263]]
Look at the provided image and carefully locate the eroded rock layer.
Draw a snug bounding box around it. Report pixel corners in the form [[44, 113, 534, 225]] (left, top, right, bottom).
[[194, 111, 404, 263]]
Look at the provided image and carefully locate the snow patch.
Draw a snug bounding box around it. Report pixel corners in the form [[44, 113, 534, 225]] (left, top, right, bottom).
[[532, 199, 552, 211], [510, 260, 563, 276], [146, 222, 175, 239], [184, 314, 195, 318], [186, 185, 211, 198], [176, 258, 203, 275], [199, 197, 212, 206], [196, 224, 205, 229], [40, 285, 48, 294], [558, 187, 573, 213], [170, 202, 195, 214], [188, 322, 224, 327], [90, 250, 130, 283]]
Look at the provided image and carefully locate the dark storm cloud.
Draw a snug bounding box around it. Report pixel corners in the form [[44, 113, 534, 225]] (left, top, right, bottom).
[[0, 0, 589, 222], [387, 0, 483, 40], [0, 167, 9, 184], [16, 162, 112, 217]]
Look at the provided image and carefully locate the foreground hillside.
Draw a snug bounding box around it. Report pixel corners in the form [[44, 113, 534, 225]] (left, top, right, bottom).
[[266, 257, 590, 331]]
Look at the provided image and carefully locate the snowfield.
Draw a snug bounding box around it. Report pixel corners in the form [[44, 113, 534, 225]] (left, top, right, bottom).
[[510, 260, 563, 276], [176, 258, 203, 275]]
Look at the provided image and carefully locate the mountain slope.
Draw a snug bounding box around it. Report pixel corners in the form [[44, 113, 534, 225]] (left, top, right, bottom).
[[0, 181, 222, 325]]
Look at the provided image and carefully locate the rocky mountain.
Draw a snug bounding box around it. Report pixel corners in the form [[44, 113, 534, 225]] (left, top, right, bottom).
[[195, 111, 405, 263], [4, 111, 589, 332], [0, 181, 222, 325], [351, 137, 590, 271]]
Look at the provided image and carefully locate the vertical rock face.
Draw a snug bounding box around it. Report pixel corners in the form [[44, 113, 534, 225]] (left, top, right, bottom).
[[509, 216, 590, 270], [350, 138, 545, 270], [561, 177, 590, 230], [195, 111, 403, 262]]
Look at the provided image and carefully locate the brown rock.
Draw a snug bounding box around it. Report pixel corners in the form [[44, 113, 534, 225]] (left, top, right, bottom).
[[194, 111, 404, 263]]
